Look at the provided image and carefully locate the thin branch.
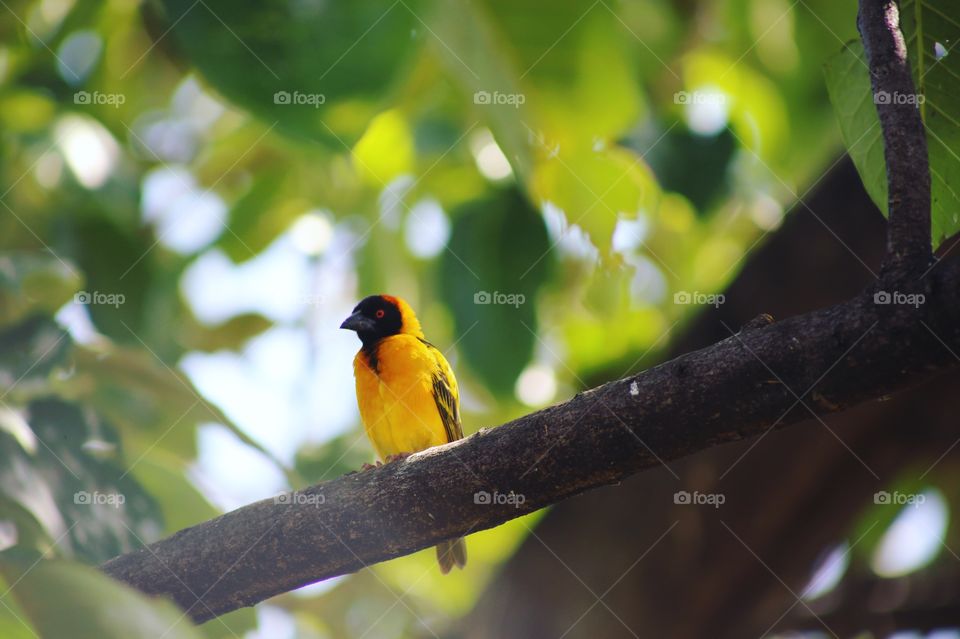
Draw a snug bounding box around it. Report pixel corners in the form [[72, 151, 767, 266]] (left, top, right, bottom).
[[858, 0, 933, 276]]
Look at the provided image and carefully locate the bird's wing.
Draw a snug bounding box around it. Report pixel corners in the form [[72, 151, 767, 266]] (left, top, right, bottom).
[[424, 341, 463, 443]]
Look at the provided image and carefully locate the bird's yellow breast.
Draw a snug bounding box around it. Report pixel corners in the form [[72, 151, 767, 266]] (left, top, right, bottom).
[[353, 334, 451, 459]]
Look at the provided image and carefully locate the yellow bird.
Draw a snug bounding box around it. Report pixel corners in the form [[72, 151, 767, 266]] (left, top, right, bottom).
[[340, 294, 467, 573]]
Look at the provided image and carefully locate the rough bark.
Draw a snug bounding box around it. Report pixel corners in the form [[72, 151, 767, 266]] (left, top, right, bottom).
[[858, 0, 932, 278]]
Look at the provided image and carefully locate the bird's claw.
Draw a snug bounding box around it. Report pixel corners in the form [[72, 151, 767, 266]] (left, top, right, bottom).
[[385, 452, 411, 464], [360, 461, 382, 471]]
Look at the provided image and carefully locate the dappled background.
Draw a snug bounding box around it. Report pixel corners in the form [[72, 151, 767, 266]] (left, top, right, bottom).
[[0, 0, 958, 637]]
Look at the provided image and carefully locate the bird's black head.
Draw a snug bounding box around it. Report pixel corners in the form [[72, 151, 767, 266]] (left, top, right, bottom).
[[340, 295, 404, 347]]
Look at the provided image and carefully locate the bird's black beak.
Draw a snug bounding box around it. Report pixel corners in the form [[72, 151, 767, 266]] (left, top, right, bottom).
[[340, 312, 375, 333]]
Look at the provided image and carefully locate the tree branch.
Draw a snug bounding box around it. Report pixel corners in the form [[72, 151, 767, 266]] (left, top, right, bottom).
[[99, 1, 950, 624], [102, 262, 960, 622], [858, 0, 932, 276]]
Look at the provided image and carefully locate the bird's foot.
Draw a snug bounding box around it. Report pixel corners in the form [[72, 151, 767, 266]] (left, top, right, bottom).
[[385, 452, 411, 464], [360, 461, 382, 472]]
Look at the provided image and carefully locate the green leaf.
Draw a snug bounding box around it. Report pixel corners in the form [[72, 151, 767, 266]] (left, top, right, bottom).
[[295, 431, 372, 482], [439, 188, 553, 396], [901, 0, 960, 245], [824, 42, 888, 219], [199, 607, 259, 639], [427, 0, 533, 182], [428, 0, 649, 189], [65, 342, 296, 485], [0, 316, 72, 403], [64, 344, 202, 458], [70, 217, 158, 344], [181, 313, 273, 353], [0, 572, 37, 639], [9, 398, 163, 563], [129, 453, 218, 535], [484, 2, 645, 142], [0, 252, 81, 326], [158, 0, 424, 145], [0, 550, 203, 639], [825, 0, 960, 247], [353, 109, 416, 185], [532, 144, 660, 253], [216, 169, 293, 264]]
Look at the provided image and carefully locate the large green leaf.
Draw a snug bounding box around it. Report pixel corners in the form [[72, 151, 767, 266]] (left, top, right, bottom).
[[439, 188, 553, 396], [824, 0, 960, 247], [0, 550, 202, 639], [157, 0, 424, 145]]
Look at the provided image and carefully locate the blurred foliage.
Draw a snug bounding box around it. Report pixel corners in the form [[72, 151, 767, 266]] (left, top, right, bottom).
[[0, 0, 956, 636], [439, 187, 552, 396], [0, 548, 202, 638]]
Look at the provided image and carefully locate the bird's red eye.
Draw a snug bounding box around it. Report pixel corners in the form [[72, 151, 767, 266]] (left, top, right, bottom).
[[375, 309, 385, 319]]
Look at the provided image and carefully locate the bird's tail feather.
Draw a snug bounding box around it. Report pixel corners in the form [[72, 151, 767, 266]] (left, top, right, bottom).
[[436, 537, 467, 574]]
